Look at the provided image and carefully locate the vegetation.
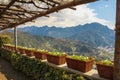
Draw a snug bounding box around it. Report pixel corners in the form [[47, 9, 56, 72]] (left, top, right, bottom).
[[0, 35, 11, 48], [0, 49, 97, 80], [26, 48, 36, 50], [10, 32, 98, 55], [67, 55, 93, 62], [48, 52, 66, 56], [100, 60, 114, 66], [0, 31, 113, 61], [37, 49, 48, 53]]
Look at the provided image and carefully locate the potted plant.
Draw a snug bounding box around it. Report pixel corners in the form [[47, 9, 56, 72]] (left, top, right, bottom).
[[34, 49, 48, 60], [96, 60, 114, 80], [46, 52, 67, 65], [5, 44, 14, 51], [2, 44, 8, 49], [9, 45, 15, 52], [6, 44, 11, 51], [17, 46, 22, 53], [66, 55, 94, 73], [3, 44, 9, 50], [25, 48, 35, 57], [17, 46, 27, 54], [2, 44, 6, 49]]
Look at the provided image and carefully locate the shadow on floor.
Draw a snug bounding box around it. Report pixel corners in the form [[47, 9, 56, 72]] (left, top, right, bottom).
[[0, 57, 32, 80]]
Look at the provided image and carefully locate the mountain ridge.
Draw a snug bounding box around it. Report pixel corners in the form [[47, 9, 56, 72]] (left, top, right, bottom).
[[9, 32, 98, 56], [18, 22, 115, 47]]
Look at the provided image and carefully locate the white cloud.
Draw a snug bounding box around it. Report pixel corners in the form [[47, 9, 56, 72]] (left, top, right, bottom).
[[19, 4, 114, 29], [105, 5, 109, 8]]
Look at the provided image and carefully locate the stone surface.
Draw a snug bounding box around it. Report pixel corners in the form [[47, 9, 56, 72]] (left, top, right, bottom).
[[45, 61, 108, 80], [0, 57, 32, 80]]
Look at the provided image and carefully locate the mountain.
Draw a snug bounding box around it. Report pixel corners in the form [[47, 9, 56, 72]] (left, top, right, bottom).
[[1, 31, 113, 61], [10, 32, 97, 56], [18, 22, 115, 47], [68, 23, 115, 47]]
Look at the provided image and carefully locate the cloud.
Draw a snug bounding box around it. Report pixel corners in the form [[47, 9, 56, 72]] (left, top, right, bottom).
[[19, 4, 114, 29], [105, 5, 109, 8]]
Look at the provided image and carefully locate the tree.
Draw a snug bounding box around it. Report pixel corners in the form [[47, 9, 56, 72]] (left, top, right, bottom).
[[0, 35, 12, 48]]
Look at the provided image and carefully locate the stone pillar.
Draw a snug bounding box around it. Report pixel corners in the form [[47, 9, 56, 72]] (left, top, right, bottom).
[[14, 27, 17, 53], [114, 0, 120, 80]]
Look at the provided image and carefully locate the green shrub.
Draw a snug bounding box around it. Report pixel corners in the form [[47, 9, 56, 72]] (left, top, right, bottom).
[[37, 49, 48, 53], [67, 55, 93, 62], [100, 60, 114, 66], [0, 48, 12, 60], [0, 49, 96, 80], [17, 46, 27, 49], [0, 35, 12, 48], [48, 52, 66, 56]]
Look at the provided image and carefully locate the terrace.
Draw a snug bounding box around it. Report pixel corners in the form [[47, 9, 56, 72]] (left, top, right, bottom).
[[0, 0, 119, 80], [0, 45, 108, 80]]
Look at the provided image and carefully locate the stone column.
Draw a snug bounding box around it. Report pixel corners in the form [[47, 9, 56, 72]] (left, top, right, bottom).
[[14, 27, 17, 53], [114, 0, 120, 80]]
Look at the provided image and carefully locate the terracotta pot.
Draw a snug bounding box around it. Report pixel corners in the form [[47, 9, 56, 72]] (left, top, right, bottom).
[[3, 45, 6, 49], [18, 48, 26, 54], [34, 51, 47, 60], [66, 57, 94, 72], [11, 46, 15, 52], [7, 46, 11, 50], [4, 46, 8, 49], [2, 45, 5, 48], [46, 54, 66, 65], [7, 46, 10, 51], [25, 49, 35, 57], [96, 62, 113, 80], [5, 46, 8, 50], [16, 48, 20, 53]]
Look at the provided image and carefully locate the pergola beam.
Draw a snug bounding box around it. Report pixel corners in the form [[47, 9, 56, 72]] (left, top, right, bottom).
[[3, 0, 96, 30], [2, 16, 20, 19], [0, 0, 97, 30], [0, 0, 17, 18], [0, 21, 8, 23]]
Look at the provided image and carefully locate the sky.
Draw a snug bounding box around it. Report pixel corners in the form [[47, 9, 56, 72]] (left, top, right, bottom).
[[20, 0, 116, 29]]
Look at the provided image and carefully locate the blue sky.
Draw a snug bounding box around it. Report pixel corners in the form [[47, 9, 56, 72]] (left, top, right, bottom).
[[22, 0, 116, 29], [88, 0, 116, 27]]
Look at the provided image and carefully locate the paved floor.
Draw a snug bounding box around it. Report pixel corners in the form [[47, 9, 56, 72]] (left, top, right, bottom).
[[0, 57, 32, 80]]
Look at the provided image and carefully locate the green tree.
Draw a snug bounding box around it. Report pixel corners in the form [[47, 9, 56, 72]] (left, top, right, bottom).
[[0, 35, 12, 48]]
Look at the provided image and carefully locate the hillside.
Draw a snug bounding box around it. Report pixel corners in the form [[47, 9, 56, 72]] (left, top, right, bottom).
[[18, 22, 115, 47], [10, 32, 98, 56], [0, 31, 113, 61]]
